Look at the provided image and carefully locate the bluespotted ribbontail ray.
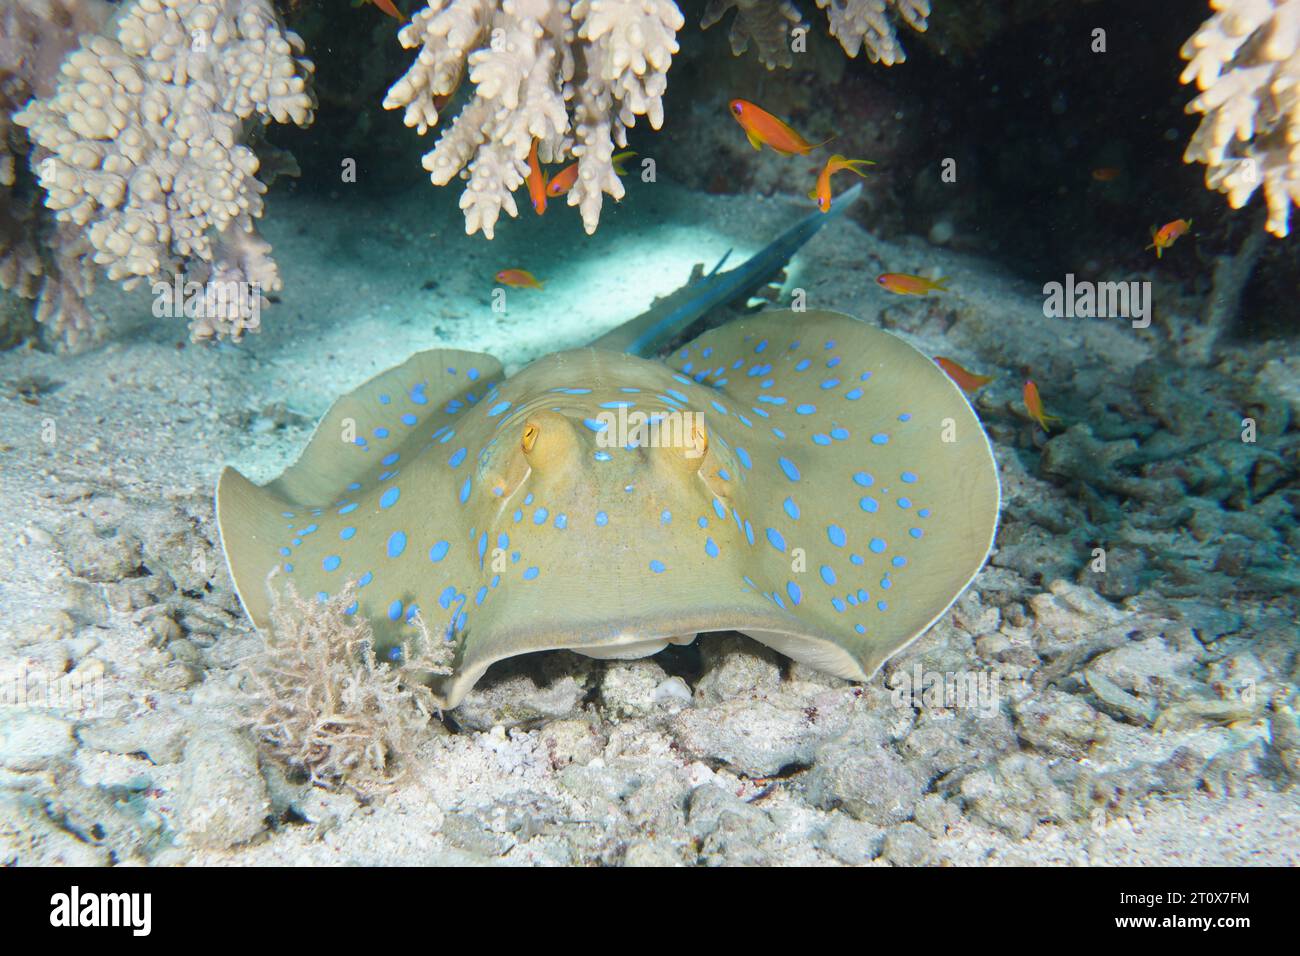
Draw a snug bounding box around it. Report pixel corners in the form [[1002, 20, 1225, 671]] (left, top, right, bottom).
[[217, 189, 1001, 708]]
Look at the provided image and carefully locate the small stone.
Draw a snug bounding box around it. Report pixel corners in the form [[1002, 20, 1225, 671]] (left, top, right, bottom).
[[801, 739, 922, 826], [960, 753, 1069, 838], [670, 699, 846, 777], [654, 676, 693, 708], [600, 659, 666, 718], [177, 725, 270, 849], [1269, 706, 1300, 781], [538, 719, 605, 769], [76, 714, 188, 764], [14, 642, 70, 676], [687, 784, 775, 865], [0, 711, 77, 770], [881, 822, 936, 866], [694, 633, 783, 704], [60, 524, 142, 582], [1084, 668, 1156, 726], [1014, 689, 1110, 757], [623, 839, 687, 866], [0, 792, 110, 866], [816, 813, 884, 864], [64, 633, 102, 660], [440, 811, 513, 857], [166, 637, 202, 665], [912, 792, 960, 838], [1200, 742, 1264, 797], [1153, 696, 1259, 732]]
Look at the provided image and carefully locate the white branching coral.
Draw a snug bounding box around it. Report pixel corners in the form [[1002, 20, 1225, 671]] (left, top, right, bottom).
[[704, 0, 927, 66], [701, 0, 805, 70], [1181, 0, 1300, 238], [814, 0, 928, 63], [14, 0, 315, 340], [385, 0, 683, 238]]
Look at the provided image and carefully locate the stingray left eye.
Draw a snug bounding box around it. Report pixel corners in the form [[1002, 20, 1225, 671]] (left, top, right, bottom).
[[522, 422, 539, 453], [691, 420, 709, 456]]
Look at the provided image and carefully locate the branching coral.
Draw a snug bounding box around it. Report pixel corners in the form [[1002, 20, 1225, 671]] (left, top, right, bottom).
[[1181, 0, 1300, 238], [1, 0, 113, 345], [701, 0, 805, 70], [14, 0, 315, 341], [703, 0, 928, 67], [241, 577, 453, 792], [815, 0, 928, 63], [384, 0, 683, 238]]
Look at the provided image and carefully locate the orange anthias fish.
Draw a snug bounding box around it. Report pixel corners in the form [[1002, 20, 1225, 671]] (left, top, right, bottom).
[[1023, 380, 1060, 432], [1146, 218, 1192, 258], [544, 161, 579, 199], [1091, 167, 1122, 182], [545, 152, 636, 198], [877, 273, 950, 296], [809, 154, 875, 212], [934, 356, 995, 394], [526, 140, 547, 215], [729, 99, 829, 157], [366, 0, 405, 22], [496, 269, 543, 290]]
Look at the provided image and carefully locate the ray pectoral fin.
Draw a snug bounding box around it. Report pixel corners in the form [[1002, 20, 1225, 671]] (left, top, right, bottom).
[[265, 347, 503, 503], [215, 465, 289, 628], [663, 309, 1001, 684]]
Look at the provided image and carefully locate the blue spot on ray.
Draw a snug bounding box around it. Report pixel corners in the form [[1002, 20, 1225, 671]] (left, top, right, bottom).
[[388, 531, 406, 558]]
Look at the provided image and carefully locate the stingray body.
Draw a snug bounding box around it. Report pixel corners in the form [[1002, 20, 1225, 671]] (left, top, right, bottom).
[[217, 190, 1000, 708]]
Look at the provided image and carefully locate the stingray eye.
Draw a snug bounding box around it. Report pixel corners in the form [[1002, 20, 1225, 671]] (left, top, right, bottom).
[[522, 422, 539, 453], [690, 420, 709, 457]]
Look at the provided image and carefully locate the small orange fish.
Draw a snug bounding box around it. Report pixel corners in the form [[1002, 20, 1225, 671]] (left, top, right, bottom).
[[1023, 380, 1060, 432], [809, 154, 874, 212], [877, 273, 950, 296], [729, 99, 830, 157], [496, 269, 543, 290], [526, 139, 547, 215], [545, 161, 579, 199], [366, 0, 405, 22], [1146, 218, 1192, 259], [1091, 167, 1122, 182], [544, 152, 636, 198], [934, 356, 995, 393]]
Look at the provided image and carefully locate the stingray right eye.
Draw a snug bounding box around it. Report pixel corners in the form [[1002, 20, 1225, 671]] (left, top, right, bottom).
[[522, 422, 539, 453]]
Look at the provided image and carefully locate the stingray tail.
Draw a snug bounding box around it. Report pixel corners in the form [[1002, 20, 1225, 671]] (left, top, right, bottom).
[[596, 183, 863, 356]]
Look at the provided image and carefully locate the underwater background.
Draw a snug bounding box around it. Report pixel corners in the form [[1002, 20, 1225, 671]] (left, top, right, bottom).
[[0, 0, 1296, 865]]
